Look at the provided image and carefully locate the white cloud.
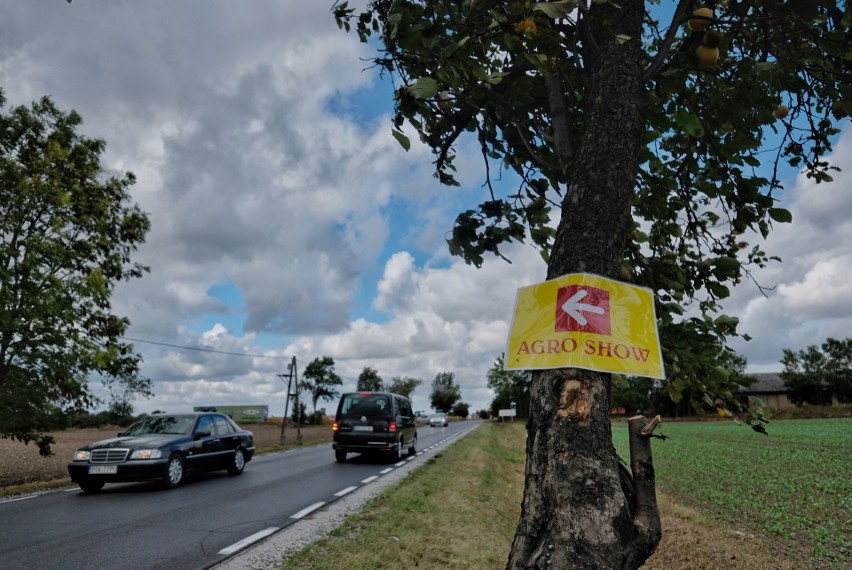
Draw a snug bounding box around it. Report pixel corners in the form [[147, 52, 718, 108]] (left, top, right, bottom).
[[727, 127, 852, 370]]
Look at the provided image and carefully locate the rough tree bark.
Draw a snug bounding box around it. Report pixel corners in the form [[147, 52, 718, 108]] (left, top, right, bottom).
[[507, 1, 662, 568]]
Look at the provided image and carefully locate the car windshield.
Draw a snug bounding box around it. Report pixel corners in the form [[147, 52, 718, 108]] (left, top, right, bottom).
[[123, 415, 196, 436], [432, 414, 446, 419]]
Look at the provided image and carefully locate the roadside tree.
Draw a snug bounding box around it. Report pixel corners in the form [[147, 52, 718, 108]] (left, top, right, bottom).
[[385, 375, 422, 400], [334, 0, 851, 567], [430, 371, 462, 412], [451, 401, 470, 418], [301, 356, 343, 418], [356, 366, 384, 391], [0, 92, 151, 455], [487, 355, 532, 418]]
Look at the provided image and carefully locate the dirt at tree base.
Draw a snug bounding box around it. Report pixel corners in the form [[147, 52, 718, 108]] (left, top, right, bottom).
[[644, 493, 805, 570]]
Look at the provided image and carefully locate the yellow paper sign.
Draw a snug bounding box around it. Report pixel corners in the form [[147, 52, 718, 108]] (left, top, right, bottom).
[[505, 273, 664, 378]]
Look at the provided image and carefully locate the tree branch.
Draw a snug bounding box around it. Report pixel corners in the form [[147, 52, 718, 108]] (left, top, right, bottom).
[[436, 62, 532, 174], [624, 415, 663, 566], [545, 72, 575, 175], [643, 0, 691, 83]]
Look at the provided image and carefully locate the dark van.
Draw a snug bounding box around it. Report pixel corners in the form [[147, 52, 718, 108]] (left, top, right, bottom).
[[332, 392, 418, 462]]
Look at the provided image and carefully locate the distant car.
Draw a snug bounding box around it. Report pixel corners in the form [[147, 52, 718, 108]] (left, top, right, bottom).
[[67, 412, 255, 493], [429, 413, 448, 427], [332, 391, 417, 462]]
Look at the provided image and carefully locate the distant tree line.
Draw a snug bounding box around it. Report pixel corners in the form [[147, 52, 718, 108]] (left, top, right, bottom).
[[356, 366, 469, 417], [781, 337, 852, 405]]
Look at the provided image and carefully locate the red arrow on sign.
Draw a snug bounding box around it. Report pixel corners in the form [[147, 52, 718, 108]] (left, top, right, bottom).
[[555, 286, 611, 335]]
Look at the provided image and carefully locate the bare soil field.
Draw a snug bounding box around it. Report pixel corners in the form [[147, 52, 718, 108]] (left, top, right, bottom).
[[0, 423, 329, 488]]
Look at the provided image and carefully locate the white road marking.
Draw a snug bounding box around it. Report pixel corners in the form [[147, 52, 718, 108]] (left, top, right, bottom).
[[218, 527, 279, 555], [334, 486, 358, 497], [1, 495, 37, 503], [361, 475, 379, 484], [380, 468, 393, 474], [291, 502, 325, 519]]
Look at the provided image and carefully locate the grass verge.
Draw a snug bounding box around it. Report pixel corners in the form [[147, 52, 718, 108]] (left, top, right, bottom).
[[282, 422, 526, 570]]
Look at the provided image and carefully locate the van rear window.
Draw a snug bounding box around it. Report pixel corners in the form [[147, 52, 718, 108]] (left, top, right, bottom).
[[340, 394, 391, 416]]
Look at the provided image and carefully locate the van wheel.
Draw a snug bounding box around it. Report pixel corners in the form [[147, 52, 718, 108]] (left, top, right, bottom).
[[335, 450, 347, 463], [392, 440, 403, 461], [407, 434, 417, 456]]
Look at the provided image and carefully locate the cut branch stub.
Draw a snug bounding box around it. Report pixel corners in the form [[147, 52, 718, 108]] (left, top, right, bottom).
[[558, 378, 592, 422]]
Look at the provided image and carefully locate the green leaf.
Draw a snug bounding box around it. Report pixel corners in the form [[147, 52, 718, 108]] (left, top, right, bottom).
[[768, 207, 792, 223], [615, 34, 631, 44], [532, 1, 579, 19], [712, 256, 740, 275], [407, 77, 438, 100], [674, 109, 705, 138], [391, 129, 410, 151]]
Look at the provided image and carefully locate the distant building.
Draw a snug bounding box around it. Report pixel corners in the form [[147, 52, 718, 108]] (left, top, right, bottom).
[[743, 373, 791, 409]]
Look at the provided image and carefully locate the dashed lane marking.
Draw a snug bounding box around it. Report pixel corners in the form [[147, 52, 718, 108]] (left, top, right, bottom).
[[218, 527, 279, 556]]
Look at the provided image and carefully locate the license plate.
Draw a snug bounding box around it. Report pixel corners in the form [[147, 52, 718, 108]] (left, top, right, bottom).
[[88, 465, 118, 475], [353, 426, 373, 432]]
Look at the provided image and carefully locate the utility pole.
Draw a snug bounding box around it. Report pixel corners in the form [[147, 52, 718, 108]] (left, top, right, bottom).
[[290, 356, 303, 445], [277, 368, 292, 446], [277, 356, 303, 446]]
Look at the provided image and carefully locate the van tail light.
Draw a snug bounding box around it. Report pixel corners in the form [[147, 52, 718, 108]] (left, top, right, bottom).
[[332, 421, 339, 431], [389, 421, 397, 433]]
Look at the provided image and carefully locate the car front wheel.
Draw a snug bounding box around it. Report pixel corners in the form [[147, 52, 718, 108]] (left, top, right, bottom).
[[335, 450, 347, 463], [162, 454, 185, 489], [227, 448, 246, 476]]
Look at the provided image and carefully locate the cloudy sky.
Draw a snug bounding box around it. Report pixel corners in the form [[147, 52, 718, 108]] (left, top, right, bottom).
[[2, 1, 850, 417]]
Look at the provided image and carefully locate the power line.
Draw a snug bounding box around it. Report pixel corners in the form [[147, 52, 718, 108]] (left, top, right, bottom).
[[120, 336, 292, 360]]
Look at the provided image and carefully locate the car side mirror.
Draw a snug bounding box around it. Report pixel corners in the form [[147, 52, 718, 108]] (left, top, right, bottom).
[[194, 430, 211, 440]]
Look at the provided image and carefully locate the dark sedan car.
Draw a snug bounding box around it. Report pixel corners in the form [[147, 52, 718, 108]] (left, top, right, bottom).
[[68, 412, 255, 493]]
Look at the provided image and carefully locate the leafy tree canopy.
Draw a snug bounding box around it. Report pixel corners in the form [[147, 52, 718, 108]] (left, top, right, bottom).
[[0, 91, 151, 455], [385, 375, 422, 400], [430, 370, 462, 412], [301, 356, 343, 412], [781, 337, 852, 404], [487, 354, 532, 417], [356, 366, 384, 391], [451, 401, 470, 418]]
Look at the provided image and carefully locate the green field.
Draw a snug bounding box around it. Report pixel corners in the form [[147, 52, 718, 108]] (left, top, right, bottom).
[[613, 418, 851, 565]]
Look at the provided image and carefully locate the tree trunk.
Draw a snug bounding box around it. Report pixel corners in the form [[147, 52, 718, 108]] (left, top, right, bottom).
[[507, 1, 662, 568]]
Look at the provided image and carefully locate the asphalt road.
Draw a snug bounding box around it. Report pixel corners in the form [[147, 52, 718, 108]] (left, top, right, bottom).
[[0, 421, 477, 570]]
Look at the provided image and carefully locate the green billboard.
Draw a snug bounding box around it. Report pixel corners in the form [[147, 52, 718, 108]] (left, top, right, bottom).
[[193, 405, 269, 424]]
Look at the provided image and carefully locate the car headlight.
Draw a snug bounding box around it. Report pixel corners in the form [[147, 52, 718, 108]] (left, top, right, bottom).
[[73, 450, 91, 461], [129, 449, 163, 460]]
